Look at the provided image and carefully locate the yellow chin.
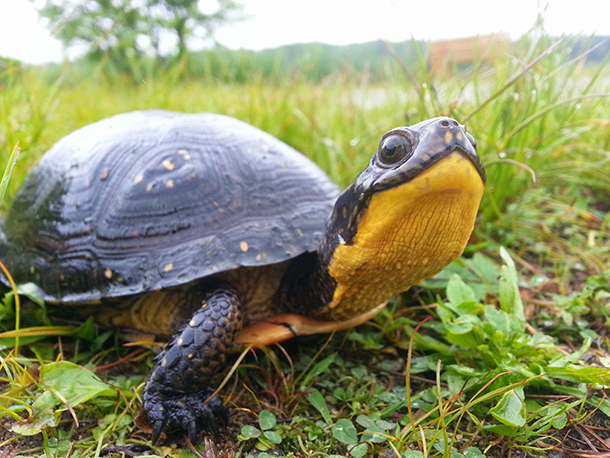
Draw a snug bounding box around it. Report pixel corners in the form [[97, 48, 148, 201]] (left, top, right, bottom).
[[325, 151, 485, 320]]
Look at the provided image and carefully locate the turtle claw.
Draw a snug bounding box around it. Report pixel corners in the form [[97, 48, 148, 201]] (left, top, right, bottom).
[[143, 384, 226, 444], [151, 421, 164, 446], [202, 407, 220, 439], [187, 420, 198, 444]]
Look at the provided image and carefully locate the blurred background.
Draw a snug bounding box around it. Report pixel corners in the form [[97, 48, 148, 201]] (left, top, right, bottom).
[[2, 0, 610, 65]]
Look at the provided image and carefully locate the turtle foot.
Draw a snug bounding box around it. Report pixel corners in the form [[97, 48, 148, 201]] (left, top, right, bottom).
[[143, 386, 227, 445]]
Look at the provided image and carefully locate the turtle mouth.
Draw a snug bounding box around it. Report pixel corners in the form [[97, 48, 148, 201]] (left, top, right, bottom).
[[372, 117, 486, 193]]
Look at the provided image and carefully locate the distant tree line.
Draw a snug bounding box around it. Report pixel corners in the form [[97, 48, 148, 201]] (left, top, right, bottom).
[[66, 36, 610, 84], [6, 0, 610, 83]]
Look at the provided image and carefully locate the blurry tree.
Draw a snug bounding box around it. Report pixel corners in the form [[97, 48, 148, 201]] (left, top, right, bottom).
[[32, 0, 242, 73]]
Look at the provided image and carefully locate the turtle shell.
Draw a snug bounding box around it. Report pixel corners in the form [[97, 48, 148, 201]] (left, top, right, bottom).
[[0, 111, 340, 303]]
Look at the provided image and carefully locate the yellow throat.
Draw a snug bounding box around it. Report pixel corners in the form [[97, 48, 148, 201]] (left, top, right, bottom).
[[326, 151, 485, 320]]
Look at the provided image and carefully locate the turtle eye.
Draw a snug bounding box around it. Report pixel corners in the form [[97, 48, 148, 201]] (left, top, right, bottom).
[[378, 135, 412, 165]]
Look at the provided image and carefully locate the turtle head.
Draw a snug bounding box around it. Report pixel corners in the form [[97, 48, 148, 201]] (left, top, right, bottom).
[[321, 117, 486, 319]]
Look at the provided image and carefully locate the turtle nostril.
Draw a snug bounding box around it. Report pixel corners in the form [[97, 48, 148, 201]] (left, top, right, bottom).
[[452, 120, 459, 127], [441, 120, 449, 127]]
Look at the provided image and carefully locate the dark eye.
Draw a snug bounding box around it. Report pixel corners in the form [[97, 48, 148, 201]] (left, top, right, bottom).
[[378, 135, 411, 165]]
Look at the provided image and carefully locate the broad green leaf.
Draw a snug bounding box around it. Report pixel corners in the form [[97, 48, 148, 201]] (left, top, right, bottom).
[[483, 423, 522, 437], [445, 314, 480, 334], [13, 282, 45, 307], [489, 389, 526, 428], [547, 365, 610, 384], [12, 361, 116, 435], [483, 306, 522, 341], [436, 302, 455, 324], [263, 430, 282, 444], [350, 443, 368, 458], [258, 410, 277, 430], [468, 252, 500, 283], [552, 413, 568, 429], [456, 300, 484, 316], [463, 446, 487, 457], [375, 419, 396, 430], [444, 315, 482, 348], [241, 425, 261, 438], [307, 388, 332, 424], [332, 418, 358, 445], [446, 274, 477, 308], [403, 451, 425, 458], [355, 415, 375, 429]]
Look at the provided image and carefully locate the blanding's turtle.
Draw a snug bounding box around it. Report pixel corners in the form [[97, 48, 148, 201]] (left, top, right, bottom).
[[0, 110, 486, 443]]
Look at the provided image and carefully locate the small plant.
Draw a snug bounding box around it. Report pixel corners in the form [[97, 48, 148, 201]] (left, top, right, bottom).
[[239, 410, 284, 455]]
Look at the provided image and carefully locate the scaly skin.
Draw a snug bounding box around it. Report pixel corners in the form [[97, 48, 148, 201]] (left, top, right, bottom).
[[142, 283, 241, 444]]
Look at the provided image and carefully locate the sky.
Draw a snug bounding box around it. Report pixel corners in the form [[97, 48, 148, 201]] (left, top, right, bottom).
[[0, 0, 609, 64]]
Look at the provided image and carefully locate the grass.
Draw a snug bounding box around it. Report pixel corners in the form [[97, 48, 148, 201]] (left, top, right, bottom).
[[1, 31, 610, 457]]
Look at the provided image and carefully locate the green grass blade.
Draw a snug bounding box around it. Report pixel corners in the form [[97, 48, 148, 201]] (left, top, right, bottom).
[[0, 142, 21, 206]]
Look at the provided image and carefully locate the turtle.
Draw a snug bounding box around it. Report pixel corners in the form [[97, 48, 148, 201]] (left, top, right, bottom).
[[0, 110, 486, 444]]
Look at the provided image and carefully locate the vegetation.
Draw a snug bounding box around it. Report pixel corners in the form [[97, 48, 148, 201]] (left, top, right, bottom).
[[0, 29, 609, 458], [32, 0, 243, 75]]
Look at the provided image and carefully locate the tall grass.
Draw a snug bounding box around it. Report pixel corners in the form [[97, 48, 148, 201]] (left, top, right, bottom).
[[3, 35, 608, 251]]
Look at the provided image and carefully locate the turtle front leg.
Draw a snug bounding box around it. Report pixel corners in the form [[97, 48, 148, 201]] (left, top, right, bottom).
[[142, 283, 242, 444]]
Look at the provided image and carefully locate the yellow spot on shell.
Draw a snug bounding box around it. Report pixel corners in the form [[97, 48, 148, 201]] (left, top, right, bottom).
[[178, 338, 183, 345], [256, 252, 267, 261], [190, 319, 196, 326], [178, 149, 188, 155], [162, 160, 175, 170], [134, 174, 143, 184], [184, 154, 192, 160], [104, 269, 113, 279], [188, 353, 193, 358], [445, 131, 453, 143], [164, 263, 173, 272], [456, 132, 463, 141], [30, 266, 36, 274], [162, 358, 167, 366], [201, 302, 207, 308], [100, 169, 109, 180], [146, 183, 154, 191], [165, 180, 174, 188], [240, 241, 249, 252]]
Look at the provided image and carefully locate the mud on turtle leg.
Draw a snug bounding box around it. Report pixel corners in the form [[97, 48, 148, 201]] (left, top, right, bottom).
[[142, 282, 242, 444]]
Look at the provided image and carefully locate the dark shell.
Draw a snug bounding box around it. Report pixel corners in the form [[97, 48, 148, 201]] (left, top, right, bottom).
[[0, 111, 340, 303]]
